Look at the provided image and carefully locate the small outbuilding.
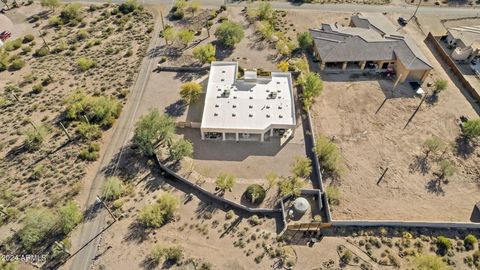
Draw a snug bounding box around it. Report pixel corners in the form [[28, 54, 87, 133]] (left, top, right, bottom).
[[292, 197, 310, 217]]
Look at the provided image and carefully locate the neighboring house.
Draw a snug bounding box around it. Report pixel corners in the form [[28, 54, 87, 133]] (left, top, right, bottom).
[[444, 26, 480, 61], [310, 13, 433, 83], [200, 61, 296, 142]]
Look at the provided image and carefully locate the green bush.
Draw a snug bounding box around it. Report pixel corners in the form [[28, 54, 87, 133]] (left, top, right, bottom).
[[215, 173, 236, 193], [297, 31, 313, 51], [301, 72, 323, 109], [31, 165, 45, 181], [215, 21, 244, 48], [21, 45, 32, 53], [138, 192, 179, 228], [19, 208, 57, 251], [225, 210, 234, 219], [57, 201, 82, 235], [4, 39, 22, 51], [60, 3, 83, 23], [65, 90, 122, 128], [101, 177, 124, 200], [0, 50, 9, 71], [76, 122, 101, 140], [76, 29, 89, 40], [76, 57, 96, 71], [24, 125, 49, 151], [180, 82, 202, 103], [79, 142, 100, 161], [169, 138, 193, 160], [290, 156, 312, 178], [34, 46, 50, 57], [414, 254, 450, 270], [32, 84, 43, 94], [436, 236, 452, 255], [23, 34, 35, 43], [9, 57, 25, 71], [133, 109, 176, 156], [119, 0, 139, 14], [434, 79, 448, 92], [248, 215, 262, 226], [245, 184, 266, 204], [278, 176, 304, 197], [463, 118, 480, 139], [193, 44, 216, 64], [150, 245, 183, 265], [464, 234, 478, 250], [314, 135, 343, 176], [325, 185, 341, 206]]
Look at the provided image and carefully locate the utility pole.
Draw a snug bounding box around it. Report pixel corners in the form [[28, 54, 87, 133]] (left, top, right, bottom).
[[96, 196, 117, 222], [160, 11, 165, 32], [38, 30, 50, 50], [59, 122, 72, 141]]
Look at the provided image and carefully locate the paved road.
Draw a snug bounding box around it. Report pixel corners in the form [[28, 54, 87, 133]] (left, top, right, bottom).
[[67, 0, 480, 17], [66, 8, 165, 270]]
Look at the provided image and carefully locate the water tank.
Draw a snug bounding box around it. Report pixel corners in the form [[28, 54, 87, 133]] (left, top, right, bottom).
[[292, 197, 310, 216]]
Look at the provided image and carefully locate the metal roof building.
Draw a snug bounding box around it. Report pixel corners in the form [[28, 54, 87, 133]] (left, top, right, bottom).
[[200, 62, 296, 142]]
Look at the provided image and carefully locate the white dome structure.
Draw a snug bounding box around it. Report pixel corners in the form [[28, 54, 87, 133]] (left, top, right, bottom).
[[292, 197, 310, 216]]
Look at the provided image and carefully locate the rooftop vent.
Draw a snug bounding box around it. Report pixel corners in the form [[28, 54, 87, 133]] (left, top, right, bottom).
[[276, 81, 280, 84], [232, 104, 237, 108], [215, 104, 219, 107], [221, 78, 225, 82], [249, 105, 253, 109], [279, 115, 283, 118], [266, 105, 270, 109], [268, 92, 277, 99], [214, 113, 218, 116], [233, 96, 237, 99], [222, 70, 226, 73], [232, 113, 236, 117], [266, 114, 270, 118], [249, 113, 253, 117], [222, 89, 230, 97], [249, 96, 253, 99], [278, 106, 282, 109]]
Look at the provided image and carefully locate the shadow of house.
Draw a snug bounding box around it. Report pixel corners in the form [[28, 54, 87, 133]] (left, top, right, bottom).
[[470, 203, 480, 223]]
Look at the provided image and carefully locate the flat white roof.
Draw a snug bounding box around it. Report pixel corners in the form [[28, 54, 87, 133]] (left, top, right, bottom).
[[200, 62, 296, 133]]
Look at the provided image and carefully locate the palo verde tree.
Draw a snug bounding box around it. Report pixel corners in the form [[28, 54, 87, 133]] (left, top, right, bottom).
[[314, 135, 344, 177], [193, 44, 216, 64], [297, 31, 314, 52], [133, 109, 176, 156], [180, 82, 202, 103], [422, 136, 446, 158], [278, 176, 305, 197], [301, 72, 324, 109], [101, 176, 125, 201], [138, 192, 179, 228], [291, 156, 312, 178], [215, 21, 244, 48], [177, 29, 194, 47], [436, 159, 456, 181], [463, 118, 480, 140], [434, 79, 448, 93], [215, 172, 236, 193], [169, 138, 194, 161]]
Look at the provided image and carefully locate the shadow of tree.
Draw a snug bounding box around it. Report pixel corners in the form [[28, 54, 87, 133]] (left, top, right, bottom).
[[164, 99, 187, 117], [409, 154, 430, 175], [124, 222, 150, 244], [173, 70, 208, 82], [215, 41, 234, 60], [425, 178, 445, 196], [101, 144, 148, 180], [82, 199, 103, 222], [425, 92, 439, 106], [195, 200, 217, 219], [454, 135, 475, 159]]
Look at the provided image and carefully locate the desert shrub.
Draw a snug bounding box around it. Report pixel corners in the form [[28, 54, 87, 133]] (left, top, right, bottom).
[[414, 254, 450, 270], [423, 136, 446, 157], [76, 57, 96, 71], [464, 234, 477, 250], [31, 165, 45, 181], [76, 29, 89, 40], [434, 79, 448, 92], [65, 90, 122, 128], [34, 46, 50, 57], [32, 84, 43, 94], [245, 184, 266, 204], [9, 57, 25, 71], [215, 21, 244, 48], [249, 1, 273, 21], [278, 176, 304, 197], [275, 39, 296, 57], [215, 173, 236, 193], [180, 82, 202, 103], [57, 201, 82, 235], [119, 0, 139, 14], [326, 185, 341, 206], [101, 177, 124, 201], [314, 135, 343, 176], [40, 0, 60, 11], [225, 210, 234, 219], [19, 208, 57, 251], [76, 122, 101, 141], [437, 160, 456, 180], [150, 245, 183, 265], [79, 142, 100, 161], [162, 26, 176, 45], [21, 45, 32, 53], [0, 50, 9, 71], [289, 58, 308, 73], [133, 109, 176, 156], [297, 31, 313, 51], [24, 125, 49, 151], [193, 44, 216, 64], [463, 118, 480, 139], [248, 215, 262, 226], [4, 39, 22, 51], [301, 72, 323, 109], [341, 250, 353, 263], [266, 172, 278, 190], [22, 34, 35, 43], [60, 3, 83, 23], [277, 61, 289, 72], [290, 156, 312, 178], [169, 138, 194, 161], [177, 29, 194, 46], [138, 192, 179, 228], [436, 236, 452, 255]]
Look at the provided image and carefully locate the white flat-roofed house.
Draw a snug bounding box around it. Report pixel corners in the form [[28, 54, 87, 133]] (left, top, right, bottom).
[[200, 61, 296, 142]]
